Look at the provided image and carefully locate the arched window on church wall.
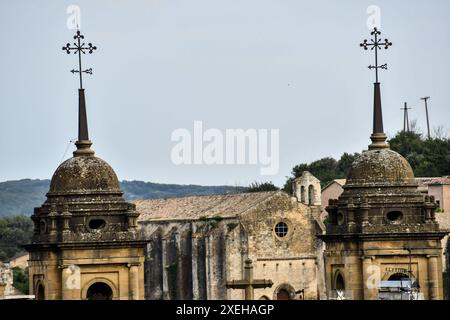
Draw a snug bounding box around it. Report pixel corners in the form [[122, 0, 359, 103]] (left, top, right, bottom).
[[276, 289, 291, 300], [308, 185, 315, 205]]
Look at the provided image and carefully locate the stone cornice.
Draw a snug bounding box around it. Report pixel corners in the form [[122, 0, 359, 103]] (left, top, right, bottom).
[[24, 240, 147, 252], [319, 231, 448, 242]]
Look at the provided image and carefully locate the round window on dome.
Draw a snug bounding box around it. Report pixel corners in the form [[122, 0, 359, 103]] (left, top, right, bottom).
[[274, 222, 289, 238], [386, 211, 403, 223], [88, 219, 106, 230]]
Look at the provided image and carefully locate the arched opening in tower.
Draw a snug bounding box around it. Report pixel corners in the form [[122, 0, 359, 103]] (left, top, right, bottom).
[[86, 282, 113, 300], [308, 185, 315, 205], [36, 283, 45, 300], [335, 273, 345, 291], [388, 273, 410, 281]]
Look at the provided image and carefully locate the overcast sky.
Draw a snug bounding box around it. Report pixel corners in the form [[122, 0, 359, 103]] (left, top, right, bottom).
[[1, 0, 449, 187]]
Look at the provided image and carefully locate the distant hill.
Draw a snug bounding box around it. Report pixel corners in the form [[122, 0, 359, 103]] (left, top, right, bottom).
[[0, 179, 245, 217]]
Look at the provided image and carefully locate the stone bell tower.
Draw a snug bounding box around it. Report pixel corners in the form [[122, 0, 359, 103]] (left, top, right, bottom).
[[25, 30, 146, 300], [320, 28, 447, 300]]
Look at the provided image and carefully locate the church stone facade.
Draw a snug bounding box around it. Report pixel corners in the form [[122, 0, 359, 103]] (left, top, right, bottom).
[[24, 29, 449, 301], [136, 180, 326, 300]]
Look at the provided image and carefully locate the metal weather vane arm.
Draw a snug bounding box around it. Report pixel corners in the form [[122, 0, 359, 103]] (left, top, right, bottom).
[[62, 30, 97, 89], [71, 68, 93, 74], [360, 27, 392, 82], [368, 64, 388, 70]]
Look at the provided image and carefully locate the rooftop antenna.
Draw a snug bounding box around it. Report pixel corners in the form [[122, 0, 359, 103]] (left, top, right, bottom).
[[421, 97, 431, 139], [400, 102, 412, 133]]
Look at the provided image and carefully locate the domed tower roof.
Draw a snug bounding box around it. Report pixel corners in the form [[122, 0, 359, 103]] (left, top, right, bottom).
[[25, 31, 146, 303], [319, 29, 446, 301], [323, 27, 439, 235], [346, 148, 415, 186], [49, 155, 121, 195], [44, 89, 123, 199], [29, 54, 140, 244]]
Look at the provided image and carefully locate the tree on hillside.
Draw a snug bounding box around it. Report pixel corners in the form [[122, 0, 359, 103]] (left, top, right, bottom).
[[247, 181, 279, 193], [0, 216, 33, 261], [292, 157, 339, 186], [337, 152, 360, 176], [12, 267, 29, 294], [388, 129, 450, 177], [283, 127, 449, 193], [283, 153, 360, 193]]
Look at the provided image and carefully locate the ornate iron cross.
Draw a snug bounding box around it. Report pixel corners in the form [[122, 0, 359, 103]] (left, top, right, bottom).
[[360, 27, 392, 83], [62, 30, 97, 89]]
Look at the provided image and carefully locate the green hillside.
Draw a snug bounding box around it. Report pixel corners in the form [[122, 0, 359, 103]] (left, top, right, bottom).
[[0, 179, 244, 217]]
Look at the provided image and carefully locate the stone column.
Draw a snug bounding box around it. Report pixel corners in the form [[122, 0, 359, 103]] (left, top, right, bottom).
[[346, 198, 357, 234], [347, 198, 356, 232], [174, 231, 183, 299], [347, 198, 355, 223], [48, 204, 58, 242], [128, 264, 140, 300], [362, 256, 378, 300], [61, 205, 72, 242], [31, 208, 40, 236], [205, 235, 211, 299], [360, 197, 370, 225], [427, 255, 439, 300], [126, 204, 139, 233], [191, 235, 200, 300], [161, 238, 169, 299], [326, 199, 338, 225], [61, 265, 70, 300], [429, 196, 437, 221]]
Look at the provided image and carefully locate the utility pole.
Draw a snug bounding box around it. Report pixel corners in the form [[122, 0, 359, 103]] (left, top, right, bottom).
[[400, 102, 412, 132], [403, 246, 416, 300], [421, 97, 431, 139]]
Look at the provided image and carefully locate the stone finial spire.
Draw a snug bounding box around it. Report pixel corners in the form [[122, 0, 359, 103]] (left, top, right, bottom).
[[73, 88, 94, 156], [369, 82, 389, 150], [62, 30, 97, 157], [360, 27, 393, 150]]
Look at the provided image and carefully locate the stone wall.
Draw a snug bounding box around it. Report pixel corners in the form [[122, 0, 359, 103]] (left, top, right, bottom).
[[321, 182, 344, 215], [235, 193, 325, 299], [139, 191, 326, 300], [429, 184, 450, 213], [140, 218, 236, 300]]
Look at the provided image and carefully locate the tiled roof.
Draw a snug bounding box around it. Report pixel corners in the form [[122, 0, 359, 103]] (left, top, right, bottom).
[[333, 179, 347, 186], [135, 191, 281, 221], [415, 177, 450, 186], [322, 179, 346, 191]]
